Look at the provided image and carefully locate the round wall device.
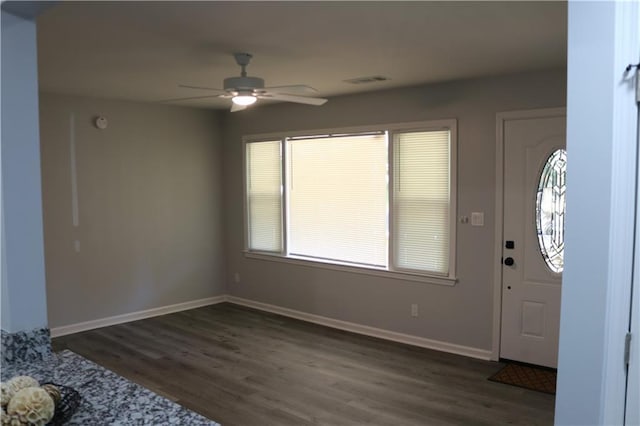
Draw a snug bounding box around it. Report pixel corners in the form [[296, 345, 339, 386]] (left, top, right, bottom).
[[95, 116, 108, 129]]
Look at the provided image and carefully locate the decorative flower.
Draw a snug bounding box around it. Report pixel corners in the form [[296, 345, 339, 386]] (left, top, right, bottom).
[[0, 407, 25, 426], [1, 377, 39, 410], [40, 384, 61, 406], [0, 384, 11, 407], [4, 377, 39, 403], [6, 387, 53, 426]]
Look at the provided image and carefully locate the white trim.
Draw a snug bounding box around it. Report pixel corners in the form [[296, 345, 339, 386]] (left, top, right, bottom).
[[450, 122, 458, 280], [226, 295, 491, 360], [602, 1, 639, 422], [50, 296, 226, 337], [492, 107, 566, 361], [242, 138, 249, 253], [50, 293, 491, 361], [388, 129, 396, 275], [242, 119, 457, 143], [243, 118, 459, 281], [244, 251, 457, 286], [492, 112, 504, 362], [243, 138, 286, 254], [388, 121, 458, 280]]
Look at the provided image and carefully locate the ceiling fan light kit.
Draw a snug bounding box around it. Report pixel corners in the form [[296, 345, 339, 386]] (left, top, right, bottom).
[[173, 52, 328, 112], [232, 94, 257, 106]]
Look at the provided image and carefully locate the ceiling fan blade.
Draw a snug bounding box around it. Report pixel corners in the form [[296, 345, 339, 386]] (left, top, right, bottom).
[[158, 94, 223, 103], [263, 85, 318, 94], [261, 93, 328, 106], [178, 84, 226, 94], [230, 103, 247, 112]]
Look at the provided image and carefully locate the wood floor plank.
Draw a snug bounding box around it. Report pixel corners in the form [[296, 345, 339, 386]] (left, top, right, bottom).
[[53, 303, 555, 425]]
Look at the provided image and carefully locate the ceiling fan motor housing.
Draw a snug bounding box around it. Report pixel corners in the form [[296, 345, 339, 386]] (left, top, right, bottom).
[[224, 76, 265, 94]]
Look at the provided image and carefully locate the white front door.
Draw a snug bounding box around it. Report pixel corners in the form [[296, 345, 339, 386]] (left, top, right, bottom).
[[500, 112, 566, 368]]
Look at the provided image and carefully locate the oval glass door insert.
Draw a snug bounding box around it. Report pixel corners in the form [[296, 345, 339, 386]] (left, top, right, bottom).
[[536, 149, 567, 273]]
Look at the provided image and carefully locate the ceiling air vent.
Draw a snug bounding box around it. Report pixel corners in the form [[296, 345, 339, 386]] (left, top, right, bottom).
[[343, 76, 390, 84]]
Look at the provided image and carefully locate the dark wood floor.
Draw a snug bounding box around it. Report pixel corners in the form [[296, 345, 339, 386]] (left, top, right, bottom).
[[53, 303, 554, 426]]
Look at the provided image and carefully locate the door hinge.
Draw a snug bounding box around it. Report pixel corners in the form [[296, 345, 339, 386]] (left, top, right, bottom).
[[637, 68, 640, 104], [624, 332, 632, 366], [625, 63, 639, 103]]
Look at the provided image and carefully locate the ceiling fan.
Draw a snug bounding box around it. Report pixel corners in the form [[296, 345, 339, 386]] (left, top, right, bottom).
[[170, 53, 328, 112]]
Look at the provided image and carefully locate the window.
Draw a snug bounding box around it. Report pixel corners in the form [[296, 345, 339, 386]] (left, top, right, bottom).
[[245, 120, 456, 281], [536, 149, 566, 273], [287, 133, 388, 267], [246, 140, 282, 252], [393, 130, 451, 274]]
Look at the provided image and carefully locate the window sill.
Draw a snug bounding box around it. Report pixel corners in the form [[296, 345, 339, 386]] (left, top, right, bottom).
[[242, 251, 457, 286]]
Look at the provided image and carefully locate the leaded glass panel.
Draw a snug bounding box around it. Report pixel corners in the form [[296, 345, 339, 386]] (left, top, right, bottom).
[[536, 149, 566, 273]]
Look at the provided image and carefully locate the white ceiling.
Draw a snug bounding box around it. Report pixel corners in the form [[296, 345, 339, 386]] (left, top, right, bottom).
[[36, 1, 567, 110]]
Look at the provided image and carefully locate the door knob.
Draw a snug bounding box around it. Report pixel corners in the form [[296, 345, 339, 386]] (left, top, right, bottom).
[[504, 257, 515, 266]]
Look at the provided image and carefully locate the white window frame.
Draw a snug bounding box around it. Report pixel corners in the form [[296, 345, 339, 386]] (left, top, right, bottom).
[[243, 119, 457, 286], [243, 138, 285, 255]]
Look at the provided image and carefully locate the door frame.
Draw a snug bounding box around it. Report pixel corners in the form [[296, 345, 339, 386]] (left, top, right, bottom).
[[491, 107, 567, 361]]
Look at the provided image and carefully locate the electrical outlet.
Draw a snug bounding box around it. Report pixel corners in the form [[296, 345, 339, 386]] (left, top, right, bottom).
[[411, 304, 418, 317], [234, 272, 240, 283]]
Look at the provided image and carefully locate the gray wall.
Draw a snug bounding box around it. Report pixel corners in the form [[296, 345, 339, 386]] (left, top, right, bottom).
[[40, 93, 225, 328], [222, 69, 566, 351], [1, 10, 49, 333]]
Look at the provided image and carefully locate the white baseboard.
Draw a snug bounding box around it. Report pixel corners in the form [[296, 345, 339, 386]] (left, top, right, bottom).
[[226, 296, 492, 361], [50, 295, 226, 337], [51, 294, 492, 361]]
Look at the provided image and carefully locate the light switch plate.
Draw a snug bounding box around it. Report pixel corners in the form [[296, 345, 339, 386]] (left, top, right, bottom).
[[471, 212, 484, 226]]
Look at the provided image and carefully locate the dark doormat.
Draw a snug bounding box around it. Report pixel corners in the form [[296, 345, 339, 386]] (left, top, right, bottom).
[[489, 362, 557, 394]]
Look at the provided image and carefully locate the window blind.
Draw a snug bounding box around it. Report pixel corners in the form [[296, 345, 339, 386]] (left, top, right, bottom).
[[393, 130, 450, 274], [246, 140, 282, 252], [287, 134, 388, 267]]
